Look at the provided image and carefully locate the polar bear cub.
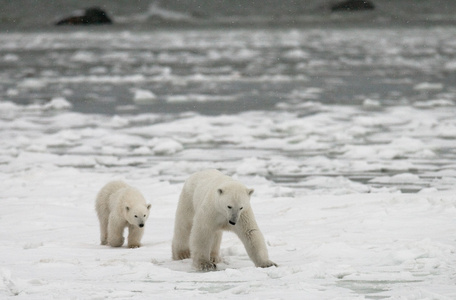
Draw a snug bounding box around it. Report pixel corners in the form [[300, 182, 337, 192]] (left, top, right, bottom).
[[172, 169, 277, 271], [95, 181, 151, 248]]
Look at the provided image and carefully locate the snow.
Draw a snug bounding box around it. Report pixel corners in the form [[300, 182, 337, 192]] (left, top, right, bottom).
[[1, 99, 456, 299]]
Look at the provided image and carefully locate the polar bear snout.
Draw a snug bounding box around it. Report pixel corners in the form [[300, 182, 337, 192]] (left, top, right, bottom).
[[139, 223, 144, 228], [229, 213, 239, 226]]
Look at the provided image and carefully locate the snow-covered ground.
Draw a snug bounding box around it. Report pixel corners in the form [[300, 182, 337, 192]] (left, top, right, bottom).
[[1, 98, 456, 299]]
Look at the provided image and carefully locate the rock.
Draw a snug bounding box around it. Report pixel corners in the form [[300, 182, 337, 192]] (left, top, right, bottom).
[[55, 7, 112, 25], [331, 0, 375, 12]]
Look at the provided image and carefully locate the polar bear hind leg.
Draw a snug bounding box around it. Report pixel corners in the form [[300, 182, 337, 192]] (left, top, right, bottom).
[[99, 216, 108, 245], [172, 192, 194, 260]]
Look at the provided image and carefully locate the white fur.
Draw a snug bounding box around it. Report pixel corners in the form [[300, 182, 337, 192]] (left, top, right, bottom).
[[172, 169, 277, 271], [95, 181, 151, 248]]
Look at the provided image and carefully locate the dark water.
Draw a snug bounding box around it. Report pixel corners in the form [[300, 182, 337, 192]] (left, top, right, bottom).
[[1, 25, 455, 115], [1, 0, 456, 31], [1, 0, 456, 194]]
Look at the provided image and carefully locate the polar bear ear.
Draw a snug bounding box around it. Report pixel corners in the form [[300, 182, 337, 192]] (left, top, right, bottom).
[[147, 203, 151, 210], [217, 188, 223, 195], [125, 206, 130, 212], [247, 188, 254, 196]]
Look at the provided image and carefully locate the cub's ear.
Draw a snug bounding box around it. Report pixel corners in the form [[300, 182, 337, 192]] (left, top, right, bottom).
[[247, 188, 254, 196], [217, 188, 223, 195], [147, 204, 151, 210], [125, 206, 130, 212]]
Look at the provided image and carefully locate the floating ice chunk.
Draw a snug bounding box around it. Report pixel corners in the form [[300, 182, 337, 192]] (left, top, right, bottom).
[[283, 49, 309, 61], [444, 60, 456, 71], [363, 98, 381, 107], [44, 97, 73, 110], [3, 54, 19, 62], [150, 138, 183, 155], [413, 82, 443, 91], [6, 88, 19, 96], [166, 94, 235, 103], [101, 146, 126, 155], [133, 89, 158, 103], [90, 66, 108, 74], [413, 99, 454, 108], [133, 146, 151, 155], [26, 144, 47, 152], [18, 78, 47, 89], [303, 176, 370, 194], [390, 137, 424, 150], [71, 51, 95, 63], [108, 115, 130, 128], [435, 122, 456, 138], [147, 2, 192, 21], [371, 173, 420, 184], [0, 101, 19, 111], [418, 187, 438, 194], [236, 157, 268, 176]]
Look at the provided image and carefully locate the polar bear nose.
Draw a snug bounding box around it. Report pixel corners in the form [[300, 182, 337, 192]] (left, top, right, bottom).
[[139, 224, 144, 228], [229, 221, 236, 225]]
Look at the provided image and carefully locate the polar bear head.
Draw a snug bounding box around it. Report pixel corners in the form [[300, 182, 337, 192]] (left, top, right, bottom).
[[215, 182, 254, 226], [125, 203, 151, 228], [121, 188, 152, 228]]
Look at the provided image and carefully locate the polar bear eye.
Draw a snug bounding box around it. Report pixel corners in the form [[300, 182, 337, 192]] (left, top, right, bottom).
[[227, 206, 232, 209], [134, 215, 138, 218], [240, 207, 243, 210], [143, 214, 146, 217]]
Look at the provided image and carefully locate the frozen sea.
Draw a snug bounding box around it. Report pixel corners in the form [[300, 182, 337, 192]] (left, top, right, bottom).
[[1, 1, 456, 299]]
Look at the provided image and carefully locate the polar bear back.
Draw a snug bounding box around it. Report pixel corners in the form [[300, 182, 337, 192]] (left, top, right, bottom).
[[183, 169, 237, 208], [96, 181, 147, 216], [95, 181, 127, 218]]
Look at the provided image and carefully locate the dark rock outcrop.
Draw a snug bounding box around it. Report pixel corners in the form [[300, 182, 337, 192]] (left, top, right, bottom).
[[331, 0, 375, 12], [55, 7, 112, 25]]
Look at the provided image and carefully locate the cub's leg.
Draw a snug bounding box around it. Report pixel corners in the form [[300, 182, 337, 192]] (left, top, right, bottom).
[[107, 215, 126, 247], [98, 215, 109, 245], [127, 224, 144, 248]]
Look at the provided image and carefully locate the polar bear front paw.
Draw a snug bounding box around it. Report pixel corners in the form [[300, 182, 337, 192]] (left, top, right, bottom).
[[128, 243, 141, 248], [197, 260, 217, 271], [258, 260, 277, 268], [210, 255, 222, 264]]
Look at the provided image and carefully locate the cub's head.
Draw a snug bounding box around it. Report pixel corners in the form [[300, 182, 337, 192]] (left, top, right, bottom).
[[216, 182, 254, 226], [125, 203, 151, 228]]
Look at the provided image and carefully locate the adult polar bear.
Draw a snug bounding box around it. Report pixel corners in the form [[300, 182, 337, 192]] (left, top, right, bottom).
[[172, 169, 277, 271]]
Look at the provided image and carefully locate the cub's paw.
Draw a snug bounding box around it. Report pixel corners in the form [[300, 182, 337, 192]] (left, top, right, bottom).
[[128, 243, 141, 248], [210, 255, 222, 264], [108, 237, 125, 247]]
